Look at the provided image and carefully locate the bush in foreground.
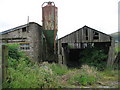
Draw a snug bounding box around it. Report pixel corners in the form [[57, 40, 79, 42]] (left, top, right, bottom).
[[3, 44, 64, 88]]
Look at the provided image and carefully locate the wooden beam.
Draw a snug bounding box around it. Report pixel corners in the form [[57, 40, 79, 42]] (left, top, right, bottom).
[[2, 45, 8, 83], [1, 37, 27, 40], [107, 38, 115, 68]]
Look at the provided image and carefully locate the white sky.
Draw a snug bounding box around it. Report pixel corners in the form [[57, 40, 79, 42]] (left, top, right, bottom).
[[0, 0, 119, 38]]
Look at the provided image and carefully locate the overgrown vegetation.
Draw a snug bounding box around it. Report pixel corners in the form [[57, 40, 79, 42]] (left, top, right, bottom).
[[79, 47, 107, 70], [68, 65, 98, 86], [3, 44, 119, 88], [3, 44, 64, 88]]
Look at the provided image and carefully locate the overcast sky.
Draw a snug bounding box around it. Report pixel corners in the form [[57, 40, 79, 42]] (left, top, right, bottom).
[[0, 0, 119, 38]]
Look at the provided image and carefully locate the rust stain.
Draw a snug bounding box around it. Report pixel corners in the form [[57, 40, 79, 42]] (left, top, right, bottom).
[[42, 2, 58, 31], [42, 2, 58, 51]]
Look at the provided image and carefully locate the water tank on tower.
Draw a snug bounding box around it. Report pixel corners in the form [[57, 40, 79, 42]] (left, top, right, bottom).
[[42, 1, 58, 53]]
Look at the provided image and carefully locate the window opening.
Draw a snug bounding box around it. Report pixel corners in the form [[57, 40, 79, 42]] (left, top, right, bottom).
[[93, 31, 99, 40], [22, 27, 26, 32], [20, 43, 30, 51]]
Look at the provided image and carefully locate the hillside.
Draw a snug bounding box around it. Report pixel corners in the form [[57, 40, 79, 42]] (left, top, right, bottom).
[[110, 32, 120, 42]]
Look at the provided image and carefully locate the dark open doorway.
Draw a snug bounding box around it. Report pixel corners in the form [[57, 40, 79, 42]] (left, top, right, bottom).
[[67, 49, 81, 68]]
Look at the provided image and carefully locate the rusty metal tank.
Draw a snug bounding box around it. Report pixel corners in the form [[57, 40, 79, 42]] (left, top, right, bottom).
[[42, 1, 58, 53], [42, 1, 58, 31]]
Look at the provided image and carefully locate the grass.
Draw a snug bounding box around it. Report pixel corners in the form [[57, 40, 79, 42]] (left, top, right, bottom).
[[49, 63, 69, 75], [68, 65, 98, 86]]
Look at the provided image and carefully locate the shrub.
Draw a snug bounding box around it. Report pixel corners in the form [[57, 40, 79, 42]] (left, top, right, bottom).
[[3, 44, 64, 88], [6, 44, 31, 68], [79, 47, 107, 70], [4, 60, 63, 88], [6, 44, 23, 60]]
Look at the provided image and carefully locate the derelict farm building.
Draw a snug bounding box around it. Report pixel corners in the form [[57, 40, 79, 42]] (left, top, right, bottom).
[[1, 22, 46, 62], [1, 2, 58, 62], [1, 1, 115, 67], [58, 26, 115, 67]]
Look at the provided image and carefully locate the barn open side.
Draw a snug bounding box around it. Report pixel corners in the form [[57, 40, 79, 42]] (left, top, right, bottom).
[[58, 26, 115, 68]]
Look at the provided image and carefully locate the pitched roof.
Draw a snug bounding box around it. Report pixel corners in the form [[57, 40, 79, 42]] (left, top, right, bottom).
[[1, 24, 27, 34], [0, 22, 42, 34], [58, 25, 112, 40]]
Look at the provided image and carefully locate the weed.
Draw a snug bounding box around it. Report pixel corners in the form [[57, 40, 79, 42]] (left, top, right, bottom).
[[49, 63, 68, 75], [68, 65, 98, 86]]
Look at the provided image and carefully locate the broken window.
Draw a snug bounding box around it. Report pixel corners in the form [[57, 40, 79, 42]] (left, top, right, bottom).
[[93, 31, 99, 40], [20, 43, 30, 51], [22, 27, 26, 32]]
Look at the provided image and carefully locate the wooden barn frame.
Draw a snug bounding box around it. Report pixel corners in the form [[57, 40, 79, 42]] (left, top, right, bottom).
[[57, 26, 115, 68]]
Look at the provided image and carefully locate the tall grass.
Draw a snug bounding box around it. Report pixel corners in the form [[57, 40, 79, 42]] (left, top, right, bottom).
[[68, 65, 98, 86], [49, 63, 68, 75]]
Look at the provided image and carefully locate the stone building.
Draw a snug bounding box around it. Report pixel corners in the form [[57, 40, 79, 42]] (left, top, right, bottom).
[[1, 22, 46, 62], [1, 1, 58, 62]]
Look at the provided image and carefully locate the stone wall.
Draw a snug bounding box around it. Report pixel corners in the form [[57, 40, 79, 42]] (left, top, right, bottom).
[[2, 22, 44, 62]]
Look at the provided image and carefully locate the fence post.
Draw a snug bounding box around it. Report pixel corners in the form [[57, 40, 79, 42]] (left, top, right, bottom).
[[2, 45, 8, 83]]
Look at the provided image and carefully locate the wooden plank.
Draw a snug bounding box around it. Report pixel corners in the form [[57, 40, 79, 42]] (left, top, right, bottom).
[[2, 45, 8, 83], [107, 38, 115, 68], [1, 37, 27, 40]]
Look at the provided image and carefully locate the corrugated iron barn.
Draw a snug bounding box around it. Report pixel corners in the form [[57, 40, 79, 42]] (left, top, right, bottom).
[[57, 26, 115, 67]]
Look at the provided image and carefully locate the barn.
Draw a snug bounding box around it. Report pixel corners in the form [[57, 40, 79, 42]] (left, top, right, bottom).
[[57, 25, 115, 68]]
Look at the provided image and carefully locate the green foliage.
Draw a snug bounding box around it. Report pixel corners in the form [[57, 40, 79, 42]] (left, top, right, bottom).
[[3, 44, 63, 88], [68, 65, 98, 86], [3, 44, 118, 88], [6, 44, 23, 60], [6, 44, 30, 68], [49, 63, 68, 75], [102, 69, 119, 77], [115, 43, 120, 54], [4, 60, 63, 88], [79, 47, 107, 70]]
